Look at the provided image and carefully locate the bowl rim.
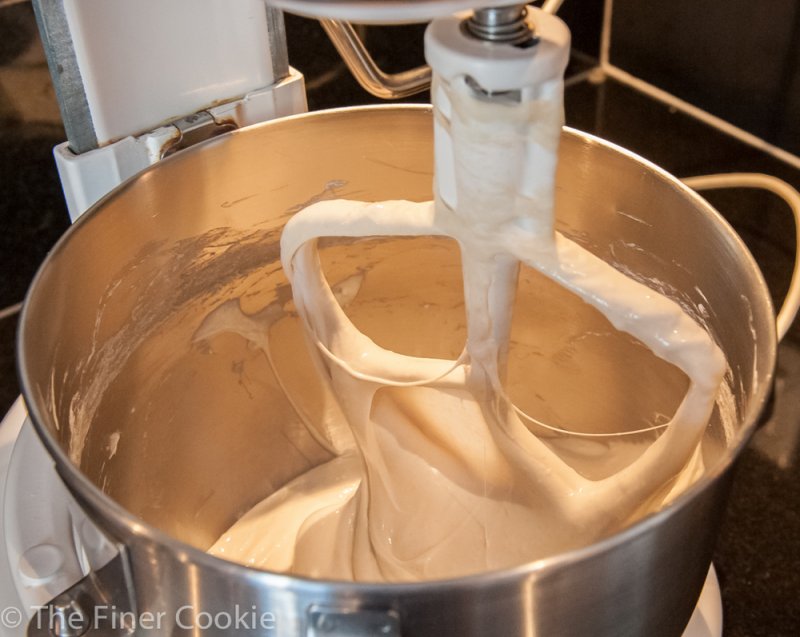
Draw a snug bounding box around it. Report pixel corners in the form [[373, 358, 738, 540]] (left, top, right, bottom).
[[16, 103, 777, 593]]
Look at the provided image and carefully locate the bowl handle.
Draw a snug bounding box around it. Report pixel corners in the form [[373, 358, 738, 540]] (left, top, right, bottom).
[[307, 606, 400, 637], [683, 172, 800, 342]]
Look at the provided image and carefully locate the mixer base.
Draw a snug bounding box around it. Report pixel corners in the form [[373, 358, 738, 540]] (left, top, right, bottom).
[[0, 398, 25, 637], [0, 399, 722, 637], [685, 566, 723, 637]]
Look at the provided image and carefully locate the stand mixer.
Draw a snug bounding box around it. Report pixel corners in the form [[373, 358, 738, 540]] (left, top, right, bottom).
[[1, 1, 796, 636]]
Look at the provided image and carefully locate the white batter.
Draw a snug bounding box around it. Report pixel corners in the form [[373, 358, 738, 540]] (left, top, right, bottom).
[[207, 61, 726, 581]]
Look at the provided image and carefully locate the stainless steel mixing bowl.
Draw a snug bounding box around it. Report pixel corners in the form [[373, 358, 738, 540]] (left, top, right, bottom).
[[18, 105, 776, 636]]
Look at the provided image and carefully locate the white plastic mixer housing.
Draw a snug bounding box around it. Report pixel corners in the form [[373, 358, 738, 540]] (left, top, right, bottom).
[[1, 2, 722, 636], [2, 0, 307, 630]]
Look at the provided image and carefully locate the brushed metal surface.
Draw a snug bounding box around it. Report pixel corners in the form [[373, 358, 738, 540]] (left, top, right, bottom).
[[18, 106, 776, 636]]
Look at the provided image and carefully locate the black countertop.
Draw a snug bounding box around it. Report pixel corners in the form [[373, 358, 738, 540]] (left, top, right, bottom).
[[1, 9, 798, 637]]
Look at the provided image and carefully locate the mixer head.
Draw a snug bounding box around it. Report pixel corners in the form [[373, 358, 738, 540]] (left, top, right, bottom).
[[269, 0, 532, 24]]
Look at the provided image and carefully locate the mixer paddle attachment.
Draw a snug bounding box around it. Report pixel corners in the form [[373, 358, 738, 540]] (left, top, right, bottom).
[[281, 198, 726, 532], [274, 6, 727, 578]]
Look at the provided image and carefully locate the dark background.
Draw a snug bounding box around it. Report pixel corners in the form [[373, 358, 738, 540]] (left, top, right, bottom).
[[611, 0, 800, 156]]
